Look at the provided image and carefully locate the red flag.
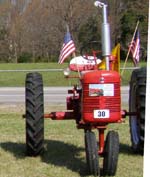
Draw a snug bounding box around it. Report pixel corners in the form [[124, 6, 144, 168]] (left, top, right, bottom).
[[58, 32, 76, 64]]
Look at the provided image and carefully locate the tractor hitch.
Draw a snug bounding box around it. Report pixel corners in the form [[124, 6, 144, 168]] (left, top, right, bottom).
[[121, 110, 137, 118], [44, 111, 75, 120]]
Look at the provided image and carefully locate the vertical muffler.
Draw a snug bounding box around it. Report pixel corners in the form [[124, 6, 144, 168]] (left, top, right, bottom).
[[95, 1, 111, 70]]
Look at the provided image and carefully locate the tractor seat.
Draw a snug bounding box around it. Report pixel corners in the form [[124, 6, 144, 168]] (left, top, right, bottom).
[[69, 56, 101, 72]]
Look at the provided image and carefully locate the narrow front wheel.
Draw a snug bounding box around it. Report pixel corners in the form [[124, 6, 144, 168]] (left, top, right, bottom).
[[85, 130, 100, 176], [103, 131, 119, 176]]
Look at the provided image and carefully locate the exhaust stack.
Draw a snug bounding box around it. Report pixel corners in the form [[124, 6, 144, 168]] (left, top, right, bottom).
[[94, 1, 111, 70]]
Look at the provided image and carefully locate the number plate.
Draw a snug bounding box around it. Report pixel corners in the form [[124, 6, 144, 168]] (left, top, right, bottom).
[[94, 109, 110, 119]]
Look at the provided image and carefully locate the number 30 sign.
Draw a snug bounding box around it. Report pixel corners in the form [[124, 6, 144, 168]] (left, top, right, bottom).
[[94, 109, 110, 118]]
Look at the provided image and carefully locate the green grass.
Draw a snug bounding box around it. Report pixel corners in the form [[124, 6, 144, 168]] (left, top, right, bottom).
[[120, 61, 146, 85], [0, 61, 147, 87], [0, 105, 143, 177], [0, 63, 78, 87]]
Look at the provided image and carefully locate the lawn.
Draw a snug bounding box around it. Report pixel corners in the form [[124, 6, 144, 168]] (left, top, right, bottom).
[[0, 61, 147, 86], [0, 63, 72, 87], [0, 104, 143, 177]]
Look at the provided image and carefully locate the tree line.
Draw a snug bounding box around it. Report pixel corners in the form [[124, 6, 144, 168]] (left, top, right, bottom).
[[0, 0, 148, 63]]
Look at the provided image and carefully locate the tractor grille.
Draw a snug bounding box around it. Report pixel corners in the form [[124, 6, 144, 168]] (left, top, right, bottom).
[[83, 83, 120, 113]]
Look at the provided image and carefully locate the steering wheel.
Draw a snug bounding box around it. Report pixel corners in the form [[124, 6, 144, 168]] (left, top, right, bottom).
[[80, 41, 102, 60]]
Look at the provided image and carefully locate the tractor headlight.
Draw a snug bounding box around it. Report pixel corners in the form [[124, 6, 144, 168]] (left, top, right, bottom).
[[63, 68, 70, 77]]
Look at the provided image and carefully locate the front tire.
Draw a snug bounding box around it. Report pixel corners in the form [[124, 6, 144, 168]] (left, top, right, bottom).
[[85, 130, 100, 176], [25, 72, 44, 156], [103, 131, 119, 176]]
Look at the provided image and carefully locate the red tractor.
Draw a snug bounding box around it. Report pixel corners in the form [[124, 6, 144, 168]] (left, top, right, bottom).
[[24, 1, 146, 176]]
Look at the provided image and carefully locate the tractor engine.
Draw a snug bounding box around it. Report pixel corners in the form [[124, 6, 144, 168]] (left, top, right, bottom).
[[81, 70, 121, 124]]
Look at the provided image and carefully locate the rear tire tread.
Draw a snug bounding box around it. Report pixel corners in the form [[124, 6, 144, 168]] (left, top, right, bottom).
[[26, 72, 44, 156], [129, 67, 146, 153]]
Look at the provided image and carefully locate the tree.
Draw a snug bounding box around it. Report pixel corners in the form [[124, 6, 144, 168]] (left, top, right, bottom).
[[120, 0, 148, 59], [0, 0, 148, 62]]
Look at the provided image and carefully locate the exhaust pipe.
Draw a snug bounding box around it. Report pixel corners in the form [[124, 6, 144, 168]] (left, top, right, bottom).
[[94, 1, 111, 70]]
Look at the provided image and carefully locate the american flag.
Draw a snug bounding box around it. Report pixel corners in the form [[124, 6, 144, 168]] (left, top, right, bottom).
[[129, 30, 140, 64], [58, 32, 76, 64]]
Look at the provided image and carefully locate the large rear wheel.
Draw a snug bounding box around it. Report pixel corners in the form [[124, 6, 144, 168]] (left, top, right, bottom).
[[129, 67, 146, 153], [25, 72, 44, 156]]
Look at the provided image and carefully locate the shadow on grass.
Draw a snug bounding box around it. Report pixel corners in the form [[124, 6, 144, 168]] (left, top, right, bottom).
[[1, 139, 88, 176], [119, 143, 143, 156], [1, 140, 142, 176], [119, 143, 133, 154]]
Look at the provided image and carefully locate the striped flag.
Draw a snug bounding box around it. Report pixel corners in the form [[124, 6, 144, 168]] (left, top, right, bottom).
[[58, 32, 76, 64], [129, 30, 140, 65]]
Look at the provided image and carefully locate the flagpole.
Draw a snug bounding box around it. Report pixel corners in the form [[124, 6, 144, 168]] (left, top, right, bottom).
[[66, 23, 69, 33], [121, 20, 140, 76], [73, 52, 81, 78], [66, 24, 81, 78]]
